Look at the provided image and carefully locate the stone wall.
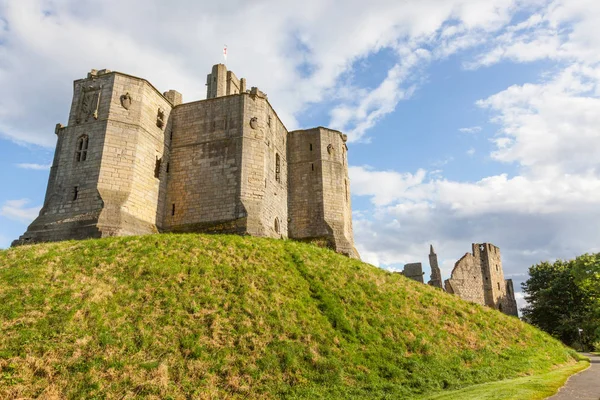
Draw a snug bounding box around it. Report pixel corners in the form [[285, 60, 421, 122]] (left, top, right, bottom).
[[238, 93, 289, 238], [288, 127, 358, 258], [402, 263, 424, 283], [445, 252, 486, 305], [444, 243, 519, 317], [428, 245, 443, 288], [96, 73, 174, 236], [163, 95, 244, 233]]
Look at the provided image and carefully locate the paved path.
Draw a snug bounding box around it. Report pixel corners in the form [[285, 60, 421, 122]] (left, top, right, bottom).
[[547, 353, 600, 400]]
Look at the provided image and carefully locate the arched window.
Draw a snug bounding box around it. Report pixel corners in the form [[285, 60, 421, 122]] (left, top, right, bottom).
[[275, 153, 281, 182], [274, 218, 280, 234], [76, 135, 89, 162], [498, 303, 503, 312]]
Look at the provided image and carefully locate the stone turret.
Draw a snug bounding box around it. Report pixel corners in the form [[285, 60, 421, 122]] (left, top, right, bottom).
[[428, 244, 443, 288]]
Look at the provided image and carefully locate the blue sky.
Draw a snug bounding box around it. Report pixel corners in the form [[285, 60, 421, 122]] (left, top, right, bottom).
[[2, 0, 600, 310]]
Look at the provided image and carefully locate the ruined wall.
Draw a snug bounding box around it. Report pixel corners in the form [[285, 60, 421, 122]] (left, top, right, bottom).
[[402, 263, 424, 283], [288, 127, 357, 258], [477, 243, 504, 309], [445, 243, 518, 317], [163, 95, 244, 233], [428, 245, 443, 288], [239, 92, 288, 238], [445, 253, 486, 306], [503, 279, 519, 317]]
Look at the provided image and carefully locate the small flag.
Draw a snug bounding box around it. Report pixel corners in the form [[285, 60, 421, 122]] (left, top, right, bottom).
[[223, 45, 227, 63]]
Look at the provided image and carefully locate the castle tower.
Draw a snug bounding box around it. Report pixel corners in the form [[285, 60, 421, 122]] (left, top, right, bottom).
[[428, 244, 443, 288], [14, 69, 178, 244], [206, 64, 245, 99], [287, 127, 358, 258], [473, 243, 518, 316]]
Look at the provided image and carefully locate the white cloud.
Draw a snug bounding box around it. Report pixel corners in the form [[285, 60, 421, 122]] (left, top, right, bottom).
[[15, 163, 51, 170], [348, 0, 600, 293], [0, 0, 525, 147], [466, 147, 475, 155], [0, 199, 41, 223], [459, 126, 481, 134]]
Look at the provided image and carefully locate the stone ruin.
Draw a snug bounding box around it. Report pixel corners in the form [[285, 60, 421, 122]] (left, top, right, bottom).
[[402, 243, 518, 317]]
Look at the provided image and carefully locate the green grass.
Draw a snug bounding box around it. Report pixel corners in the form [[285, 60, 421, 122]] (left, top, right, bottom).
[[421, 359, 589, 400], [0, 234, 579, 399]]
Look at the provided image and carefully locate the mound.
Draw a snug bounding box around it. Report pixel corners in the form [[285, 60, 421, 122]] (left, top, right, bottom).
[[0, 234, 575, 399]]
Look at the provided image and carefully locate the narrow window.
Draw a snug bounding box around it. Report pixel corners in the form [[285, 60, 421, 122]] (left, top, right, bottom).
[[497, 282, 501, 290], [309, 143, 313, 151], [275, 153, 281, 183], [166, 162, 170, 173], [76, 135, 89, 162], [498, 303, 503, 312], [345, 180, 349, 202], [72, 186, 79, 201], [311, 163, 314, 171], [274, 218, 280, 234], [169, 130, 173, 143], [155, 157, 162, 178], [171, 203, 175, 216]]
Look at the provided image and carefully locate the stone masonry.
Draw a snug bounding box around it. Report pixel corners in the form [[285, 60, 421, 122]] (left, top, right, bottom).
[[427, 245, 443, 289], [444, 243, 518, 316], [13, 65, 359, 259], [400, 263, 424, 283]]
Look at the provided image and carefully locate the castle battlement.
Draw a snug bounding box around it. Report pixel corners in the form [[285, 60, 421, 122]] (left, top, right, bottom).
[[14, 64, 359, 259]]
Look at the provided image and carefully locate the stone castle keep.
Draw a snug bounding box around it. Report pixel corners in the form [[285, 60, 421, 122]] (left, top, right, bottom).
[[401, 243, 518, 316], [14, 64, 359, 258]]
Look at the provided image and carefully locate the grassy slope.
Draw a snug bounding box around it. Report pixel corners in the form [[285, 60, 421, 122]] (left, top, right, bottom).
[[422, 359, 589, 400], [0, 234, 577, 399]]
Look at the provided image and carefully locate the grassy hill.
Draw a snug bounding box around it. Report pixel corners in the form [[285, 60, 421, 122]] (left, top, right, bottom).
[[0, 234, 577, 399]]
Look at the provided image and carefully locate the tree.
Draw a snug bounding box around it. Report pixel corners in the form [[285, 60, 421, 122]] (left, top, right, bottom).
[[571, 253, 600, 349], [521, 259, 597, 350]]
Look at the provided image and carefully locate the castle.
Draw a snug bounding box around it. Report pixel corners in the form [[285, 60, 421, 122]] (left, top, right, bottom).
[[401, 243, 518, 316], [13, 64, 359, 258]]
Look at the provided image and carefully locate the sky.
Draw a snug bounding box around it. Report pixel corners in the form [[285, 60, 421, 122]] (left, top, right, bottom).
[[1, 0, 600, 311]]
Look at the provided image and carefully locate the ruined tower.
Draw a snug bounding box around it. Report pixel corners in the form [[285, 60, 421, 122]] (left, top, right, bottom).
[[13, 64, 359, 259], [444, 243, 518, 316], [428, 245, 443, 289]]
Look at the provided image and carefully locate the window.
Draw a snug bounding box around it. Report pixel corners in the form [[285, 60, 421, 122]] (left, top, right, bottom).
[[275, 153, 281, 182], [345, 180, 349, 202], [309, 143, 313, 151], [498, 303, 503, 312], [171, 203, 175, 216], [311, 163, 314, 171], [497, 282, 501, 290], [274, 218, 280, 234], [72, 186, 79, 201], [166, 162, 170, 173], [76, 135, 89, 162], [154, 157, 162, 178]]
